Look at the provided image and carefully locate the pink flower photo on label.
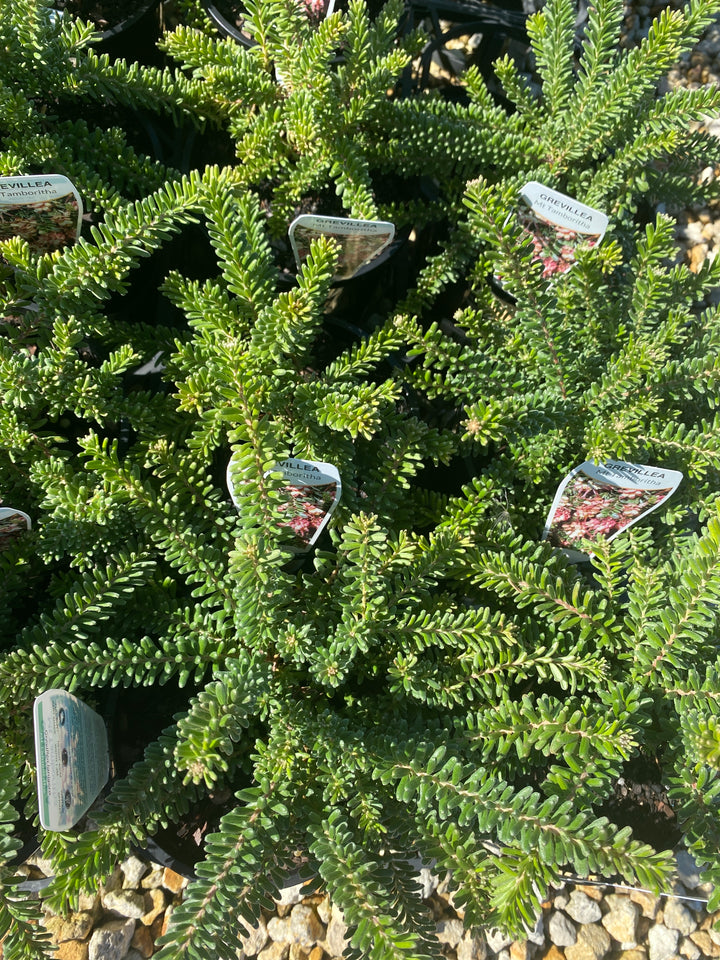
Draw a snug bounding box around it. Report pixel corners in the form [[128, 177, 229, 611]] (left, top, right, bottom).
[[301, 0, 331, 26], [517, 207, 601, 278], [546, 473, 673, 553], [276, 481, 337, 548]]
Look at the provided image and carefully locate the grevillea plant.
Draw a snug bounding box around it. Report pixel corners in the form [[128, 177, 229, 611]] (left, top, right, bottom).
[[1, 0, 720, 958], [159, 0, 494, 235]]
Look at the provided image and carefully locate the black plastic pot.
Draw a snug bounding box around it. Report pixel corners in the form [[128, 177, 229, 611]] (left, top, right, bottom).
[[54, 0, 163, 64], [98, 0, 162, 63], [398, 0, 528, 95], [202, 0, 256, 46], [201, 0, 384, 59]]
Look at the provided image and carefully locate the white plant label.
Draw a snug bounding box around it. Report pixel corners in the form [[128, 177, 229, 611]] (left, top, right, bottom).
[[0, 175, 82, 253], [288, 214, 395, 280], [301, 0, 335, 26], [543, 460, 683, 562], [0, 507, 31, 551], [227, 455, 342, 552], [33, 690, 109, 831], [518, 181, 608, 279]]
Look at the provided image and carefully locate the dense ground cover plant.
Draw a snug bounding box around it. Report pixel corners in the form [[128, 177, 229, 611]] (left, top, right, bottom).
[[0, 0, 199, 198], [160, 0, 480, 234], [2, 0, 720, 958]]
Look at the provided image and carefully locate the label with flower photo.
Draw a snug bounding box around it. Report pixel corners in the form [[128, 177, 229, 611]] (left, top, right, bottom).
[[0, 175, 82, 254], [0, 507, 31, 552], [33, 689, 110, 832], [518, 182, 608, 280], [271, 458, 341, 551], [227, 456, 342, 553], [288, 215, 395, 281], [543, 460, 683, 562], [302, 0, 335, 26]]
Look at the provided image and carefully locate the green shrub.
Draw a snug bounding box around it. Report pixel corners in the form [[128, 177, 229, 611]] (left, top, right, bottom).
[[159, 0, 464, 232], [2, 0, 720, 958]]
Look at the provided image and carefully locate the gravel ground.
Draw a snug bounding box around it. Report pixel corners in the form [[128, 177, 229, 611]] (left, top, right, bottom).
[[649, 11, 720, 287], [19, 846, 720, 960]]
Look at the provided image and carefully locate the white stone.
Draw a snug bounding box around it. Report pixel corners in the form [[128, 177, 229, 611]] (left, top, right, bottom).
[[485, 927, 513, 952], [696, 880, 715, 898], [316, 896, 331, 925], [140, 866, 165, 890], [565, 923, 611, 960], [680, 935, 702, 960], [322, 903, 348, 956], [240, 916, 269, 956], [548, 910, 577, 946], [88, 919, 135, 960], [274, 880, 306, 907], [121, 856, 149, 889], [566, 890, 602, 925], [24, 852, 55, 878], [102, 888, 146, 921], [699, 166, 717, 185], [418, 867, 439, 899], [553, 890, 571, 910], [648, 923, 680, 960], [287, 905, 324, 946], [436, 872, 453, 897], [527, 912, 545, 947], [102, 867, 123, 894], [436, 917, 464, 947], [602, 894, 640, 945], [456, 932, 487, 960], [257, 944, 289, 960], [663, 897, 698, 936], [629, 889, 660, 919], [266, 917, 291, 943], [682, 221, 705, 245]]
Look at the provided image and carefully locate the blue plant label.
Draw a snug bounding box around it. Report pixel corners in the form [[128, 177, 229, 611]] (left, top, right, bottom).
[[543, 460, 683, 562], [0, 506, 31, 551], [288, 214, 395, 281], [33, 690, 109, 832], [227, 455, 342, 552], [518, 182, 608, 279], [0, 175, 82, 254]]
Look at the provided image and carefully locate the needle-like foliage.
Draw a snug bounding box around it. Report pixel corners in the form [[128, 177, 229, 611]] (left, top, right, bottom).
[[1, 0, 720, 956]]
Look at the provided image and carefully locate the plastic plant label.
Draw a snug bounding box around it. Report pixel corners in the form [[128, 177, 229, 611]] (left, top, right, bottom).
[[543, 460, 682, 562], [288, 215, 395, 281], [33, 690, 109, 831], [271, 458, 342, 551], [227, 455, 342, 552], [518, 182, 608, 279], [0, 507, 31, 551], [301, 0, 335, 26], [0, 175, 82, 254]]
